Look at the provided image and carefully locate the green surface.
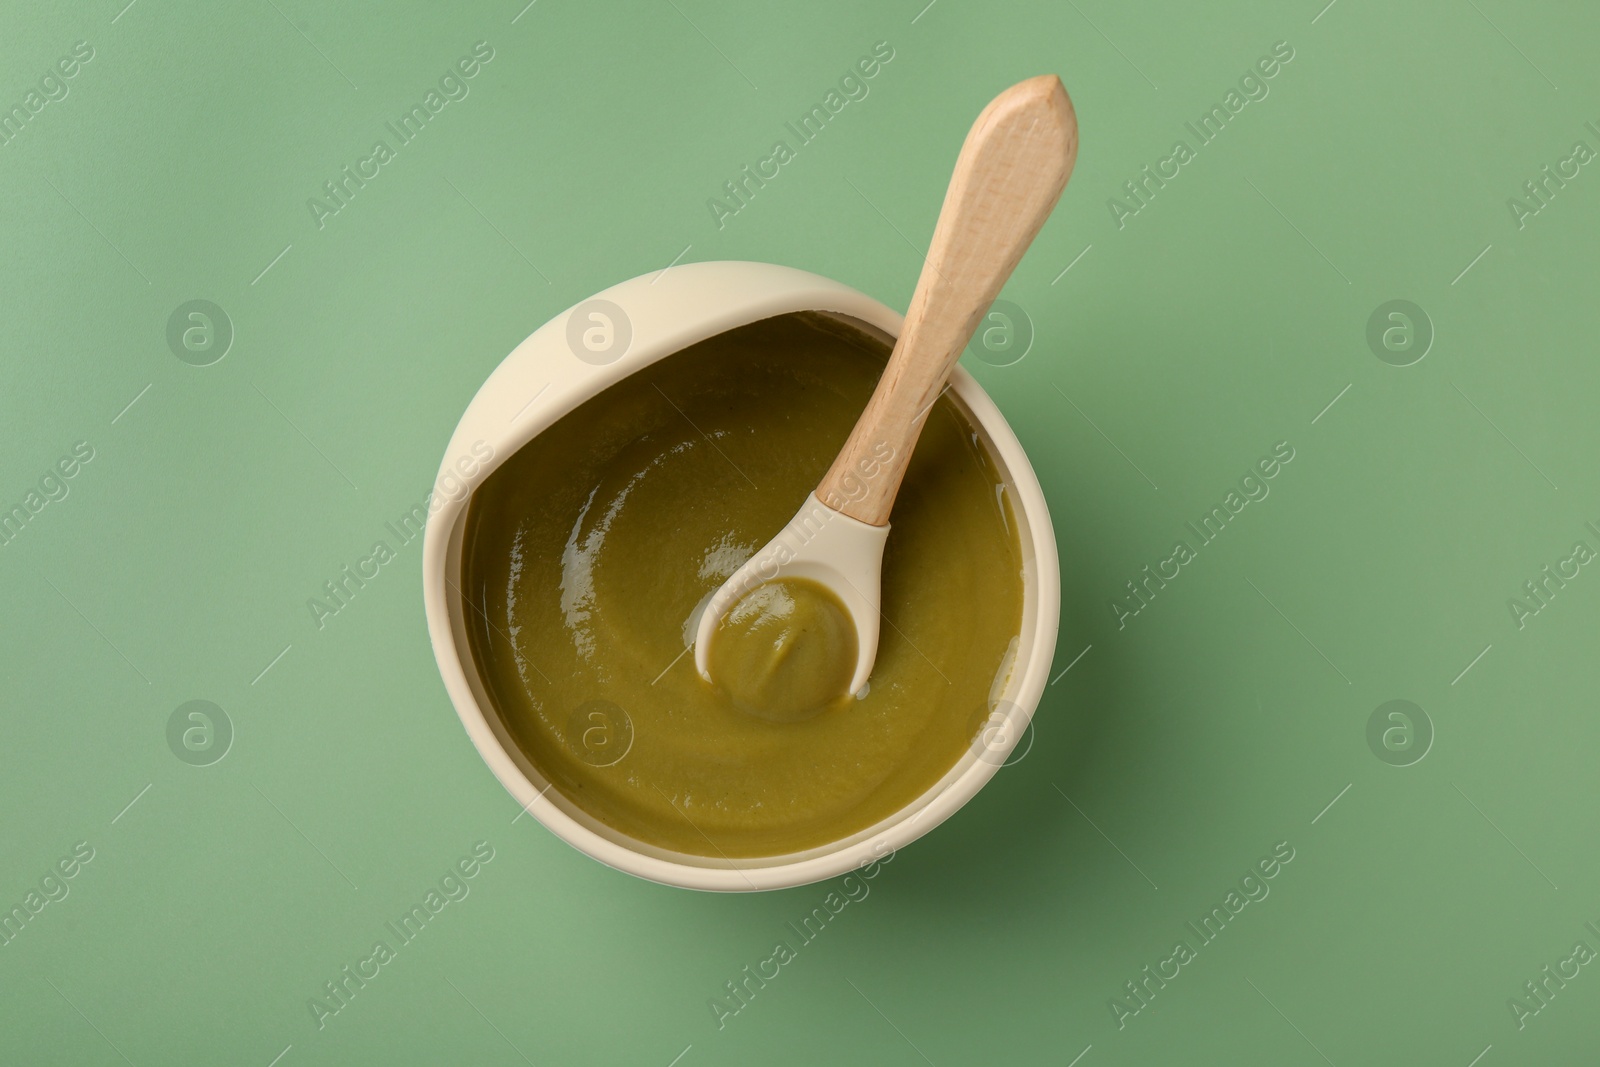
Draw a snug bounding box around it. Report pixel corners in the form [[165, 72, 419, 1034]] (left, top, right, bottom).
[[2, 0, 1596, 1063]]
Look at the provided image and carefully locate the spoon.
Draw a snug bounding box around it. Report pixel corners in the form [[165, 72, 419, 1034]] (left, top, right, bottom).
[[694, 74, 1079, 696]]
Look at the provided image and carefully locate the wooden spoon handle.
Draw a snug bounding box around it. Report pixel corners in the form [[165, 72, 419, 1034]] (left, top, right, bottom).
[[817, 75, 1078, 525]]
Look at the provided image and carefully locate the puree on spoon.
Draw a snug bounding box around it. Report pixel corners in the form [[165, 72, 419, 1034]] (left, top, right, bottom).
[[460, 312, 1024, 858], [705, 577, 858, 723]]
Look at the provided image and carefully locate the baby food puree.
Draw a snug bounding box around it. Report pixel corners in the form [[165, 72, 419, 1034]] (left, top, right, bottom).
[[706, 577, 859, 723], [462, 313, 1023, 857]]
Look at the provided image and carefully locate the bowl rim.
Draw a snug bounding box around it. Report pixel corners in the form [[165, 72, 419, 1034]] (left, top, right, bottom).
[[422, 260, 1059, 891]]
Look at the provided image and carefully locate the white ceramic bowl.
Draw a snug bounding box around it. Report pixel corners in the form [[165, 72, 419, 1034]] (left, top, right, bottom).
[[423, 261, 1059, 892]]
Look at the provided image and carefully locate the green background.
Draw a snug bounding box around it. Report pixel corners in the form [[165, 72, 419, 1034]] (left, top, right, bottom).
[[2, 0, 1596, 1063]]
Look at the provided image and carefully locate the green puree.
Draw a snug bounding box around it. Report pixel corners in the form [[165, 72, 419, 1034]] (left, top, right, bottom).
[[461, 313, 1024, 858], [707, 577, 859, 723]]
